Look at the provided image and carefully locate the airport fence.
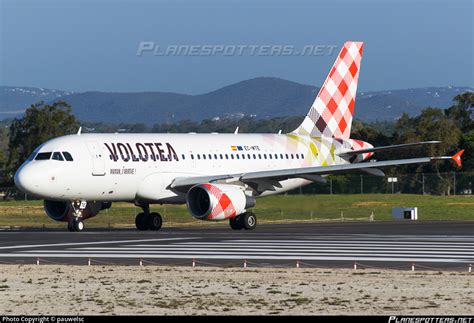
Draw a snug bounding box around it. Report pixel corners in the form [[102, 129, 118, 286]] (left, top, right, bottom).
[[0, 256, 470, 272], [255, 209, 375, 223], [296, 171, 474, 196]]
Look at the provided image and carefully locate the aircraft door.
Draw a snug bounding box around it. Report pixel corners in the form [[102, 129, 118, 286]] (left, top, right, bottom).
[[86, 141, 106, 176]]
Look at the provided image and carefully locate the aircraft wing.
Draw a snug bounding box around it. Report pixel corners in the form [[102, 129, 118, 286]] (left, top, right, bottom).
[[170, 151, 463, 192], [337, 141, 441, 158]]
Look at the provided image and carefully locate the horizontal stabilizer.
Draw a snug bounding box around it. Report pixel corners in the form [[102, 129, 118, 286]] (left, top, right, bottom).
[[338, 141, 441, 157]]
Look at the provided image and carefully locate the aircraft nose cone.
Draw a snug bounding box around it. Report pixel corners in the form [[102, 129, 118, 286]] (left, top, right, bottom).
[[14, 164, 39, 196]]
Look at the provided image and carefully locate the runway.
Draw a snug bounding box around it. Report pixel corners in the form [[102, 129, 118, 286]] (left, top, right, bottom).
[[0, 221, 473, 270]]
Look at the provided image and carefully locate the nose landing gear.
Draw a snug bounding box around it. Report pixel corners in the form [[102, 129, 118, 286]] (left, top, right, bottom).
[[67, 200, 87, 232]]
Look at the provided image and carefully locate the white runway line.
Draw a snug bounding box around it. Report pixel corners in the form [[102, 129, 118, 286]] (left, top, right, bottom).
[[0, 237, 197, 250], [73, 247, 474, 254], [223, 239, 474, 245], [19, 250, 472, 260], [1, 235, 472, 264], [172, 242, 474, 247]]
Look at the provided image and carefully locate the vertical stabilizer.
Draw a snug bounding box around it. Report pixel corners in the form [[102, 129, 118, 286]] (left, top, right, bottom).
[[293, 41, 364, 138]]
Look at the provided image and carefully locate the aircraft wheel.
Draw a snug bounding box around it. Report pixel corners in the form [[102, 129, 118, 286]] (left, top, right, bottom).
[[75, 221, 84, 232], [229, 217, 243, 230], [68, 220, 84, 232], [148, 212, 163, 231], [135, 212, 148, 231], [67, 221, 75, 232], [241, 212, 257, 231]]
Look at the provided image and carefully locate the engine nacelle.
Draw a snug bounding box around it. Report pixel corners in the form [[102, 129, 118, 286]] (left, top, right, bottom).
[[43, 200, 111, 222], [186, 183, 255, 221]]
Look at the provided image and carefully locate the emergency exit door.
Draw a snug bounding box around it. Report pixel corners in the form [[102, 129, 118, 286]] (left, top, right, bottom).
[[86, 141, 106, 176]]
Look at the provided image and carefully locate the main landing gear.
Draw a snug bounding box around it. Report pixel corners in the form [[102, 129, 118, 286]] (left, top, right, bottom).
[[135, 204, 163, 231], [68, 200, 87, 232], [229, 212, 257, 231]]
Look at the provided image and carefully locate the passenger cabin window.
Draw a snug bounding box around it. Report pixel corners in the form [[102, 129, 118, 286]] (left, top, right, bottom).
[[52, 152, 64, 161], [35, 152, 52, 160]]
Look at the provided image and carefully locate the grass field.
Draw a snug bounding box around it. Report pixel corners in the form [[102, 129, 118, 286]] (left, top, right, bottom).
[[0, 194, 473, 229]]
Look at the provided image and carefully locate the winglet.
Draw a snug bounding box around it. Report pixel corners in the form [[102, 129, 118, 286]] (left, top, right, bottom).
[[451, 149, 464, 167]]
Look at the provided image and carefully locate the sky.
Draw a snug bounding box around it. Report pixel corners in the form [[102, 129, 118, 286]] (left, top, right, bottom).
[[0, 0, 472, 94]]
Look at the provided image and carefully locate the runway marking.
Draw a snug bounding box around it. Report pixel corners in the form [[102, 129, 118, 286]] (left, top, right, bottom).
[[223, 239, 474, 245], [1, 234, 472, 265], [76, 246, 474, 253], [0, 237, 196, 250], [20, 249, 473, 259], [173, 242, 474, 247]]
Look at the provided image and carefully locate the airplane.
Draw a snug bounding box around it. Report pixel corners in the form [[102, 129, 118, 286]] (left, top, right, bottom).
[[14, 41, 464, 232]]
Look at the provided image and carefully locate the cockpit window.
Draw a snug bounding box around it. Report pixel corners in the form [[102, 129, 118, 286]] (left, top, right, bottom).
[[27, 151, 38, 161], [62, 152, 73, 161], [52, 152, 64, 161], [35, 152, 52, 160]]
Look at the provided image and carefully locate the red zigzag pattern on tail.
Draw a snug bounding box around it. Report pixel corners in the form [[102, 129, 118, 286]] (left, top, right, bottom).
[[295, 41, 364, 139]]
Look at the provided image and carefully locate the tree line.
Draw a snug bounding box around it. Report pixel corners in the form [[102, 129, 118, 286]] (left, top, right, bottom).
[[1, 92, 472, 195]]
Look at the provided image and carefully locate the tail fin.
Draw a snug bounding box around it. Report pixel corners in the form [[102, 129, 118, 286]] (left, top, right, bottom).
[[293, 41, 364, 138]]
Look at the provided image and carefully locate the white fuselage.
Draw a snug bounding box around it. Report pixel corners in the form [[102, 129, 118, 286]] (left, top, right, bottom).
[[14, 132, 367, 204]]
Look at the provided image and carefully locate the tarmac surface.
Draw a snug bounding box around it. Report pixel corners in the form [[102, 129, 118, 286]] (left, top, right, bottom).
[[0, 221, 473, 270]]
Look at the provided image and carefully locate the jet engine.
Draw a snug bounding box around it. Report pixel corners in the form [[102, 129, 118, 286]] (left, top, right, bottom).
[[43, 200, 111, 222], [186, 183, 255, 221]]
